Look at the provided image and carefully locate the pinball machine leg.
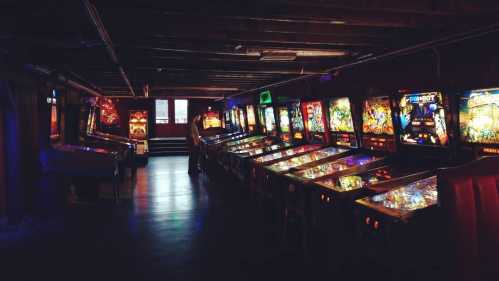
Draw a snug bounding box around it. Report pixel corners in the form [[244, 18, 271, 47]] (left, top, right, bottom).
[[302, 212, 310, 262], [113, 164, 120, 204], [281, 208, 289, 250]]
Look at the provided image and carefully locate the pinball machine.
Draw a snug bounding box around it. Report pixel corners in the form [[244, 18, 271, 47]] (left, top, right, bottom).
[[221, 104, 282, 173], [253, 99, 351, 217], [275, 95, 416, 256], [80, 100, 144, 169], [41, 90, 123, 203], [347, 90, 460, 275], [228, 100, 309, 182], [128, 110, 150, 160]]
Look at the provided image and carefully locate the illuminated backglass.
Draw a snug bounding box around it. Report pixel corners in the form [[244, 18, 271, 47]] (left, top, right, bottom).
[[264, 106, 277, 135], [238, 108, 246, 131], [129, 110, 148, 140], [328, 97, 357, 147], [399, 91, 448, 146], [362, 96, 395, 152], [246, 104, 257, 132], [278, 107, 291, 142], [289, 101, 305, 141], [459, 88, 499, 153], [302, 100, 327, 144], [203, 111, 221, 129]]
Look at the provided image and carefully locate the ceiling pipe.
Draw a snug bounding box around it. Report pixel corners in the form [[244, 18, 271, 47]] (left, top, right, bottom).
[[26, 64, 103, 97], [226, 21, 499, 99], [82, 0, 136, 96]]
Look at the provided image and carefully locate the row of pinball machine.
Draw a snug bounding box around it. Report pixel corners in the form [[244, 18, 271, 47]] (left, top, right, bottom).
[[199, 87, 498, 275], [43, 93, 149, 202]]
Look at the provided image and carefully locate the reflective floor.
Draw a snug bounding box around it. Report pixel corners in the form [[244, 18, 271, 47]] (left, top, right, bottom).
[[0, 156, 444, 281], [1, 157, 326, 281]]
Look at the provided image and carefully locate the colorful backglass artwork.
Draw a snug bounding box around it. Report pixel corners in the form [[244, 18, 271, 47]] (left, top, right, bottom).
[[399, 92, 448, 146], [329, 97, 355, 133], [459, 88, 499, 144], [202, 111, 221, 129], [246, 105, 256, 126], [239, 109, 246, 130], [278, 107, 290, 133], [264, 106, 276, 133], [129, 110, 148, 140], [231, 109, 237, 127], [99, 98, 120, 126], [304, 101, 325, 133], [290, 102, 304, 131], [362, 97, 394, 135]]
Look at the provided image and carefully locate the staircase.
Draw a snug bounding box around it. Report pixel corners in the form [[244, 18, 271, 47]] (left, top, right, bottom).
[[149, 137, 189, 156]]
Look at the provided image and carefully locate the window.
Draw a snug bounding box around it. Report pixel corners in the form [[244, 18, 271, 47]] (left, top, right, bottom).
[[174, 99, 188, 124], [155, 99, 169, 124]]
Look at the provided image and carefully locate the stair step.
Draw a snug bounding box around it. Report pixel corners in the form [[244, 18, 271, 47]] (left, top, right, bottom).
[[149, 137, 186, 141], [150, 141, 186, 145], [149, 143, 187, 148], [150, 151, 189, 156], [150, 147, 189, 152]]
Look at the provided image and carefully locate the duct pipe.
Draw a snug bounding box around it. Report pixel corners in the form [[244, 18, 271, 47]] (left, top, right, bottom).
[[26, 64, 103, 97]]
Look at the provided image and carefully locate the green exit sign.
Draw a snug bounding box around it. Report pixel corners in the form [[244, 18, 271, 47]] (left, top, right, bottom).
[[260, 90, 272, 104]]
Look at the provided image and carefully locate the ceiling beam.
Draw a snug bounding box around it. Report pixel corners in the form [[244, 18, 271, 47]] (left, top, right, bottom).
[[94, 3, 461, 28], [82, 0, 136, 96], [115, 31, 384, 48]]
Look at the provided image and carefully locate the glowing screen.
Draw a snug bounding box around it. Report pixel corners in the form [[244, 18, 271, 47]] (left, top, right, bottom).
[[329, 97, 355, 133], [264, 106, 276, 132], [362, 97, 394, 135], [239, 109, 246, 130], [304, 101, 325, 133], [203, 111, 221, 129], [399, 92, 448, 146], [290, 102, 304, 132], [246, 105, 256, 126], [278, 107, 290, 133], [459, 88, 499, 144]]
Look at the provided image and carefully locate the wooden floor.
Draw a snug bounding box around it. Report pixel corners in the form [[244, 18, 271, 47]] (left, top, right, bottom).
[[1, 156, 418, 280]]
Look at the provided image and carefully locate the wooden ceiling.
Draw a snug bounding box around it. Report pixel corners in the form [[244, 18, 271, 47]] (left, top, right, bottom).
[[2, 0, 499, 98]]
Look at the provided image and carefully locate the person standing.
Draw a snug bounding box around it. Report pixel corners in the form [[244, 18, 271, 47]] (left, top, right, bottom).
[[188, 114, 202, 174]]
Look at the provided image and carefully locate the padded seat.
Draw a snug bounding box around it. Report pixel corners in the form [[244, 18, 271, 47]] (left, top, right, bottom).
[[437, 156, 499, 281]]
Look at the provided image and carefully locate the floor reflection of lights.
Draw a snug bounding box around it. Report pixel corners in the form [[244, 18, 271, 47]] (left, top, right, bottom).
[[132, 157, 208, 230]]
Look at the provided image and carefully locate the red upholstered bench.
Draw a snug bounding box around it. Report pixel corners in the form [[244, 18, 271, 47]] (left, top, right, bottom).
[[437, 156, 499, 281]]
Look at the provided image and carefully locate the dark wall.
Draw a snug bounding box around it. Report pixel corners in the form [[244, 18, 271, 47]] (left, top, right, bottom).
[[0, 61, 45, 222], [110, 98, 155, 138], [155, 99, 187, 138], [0, 100, 6, 216], [108, 98, 223, 138]]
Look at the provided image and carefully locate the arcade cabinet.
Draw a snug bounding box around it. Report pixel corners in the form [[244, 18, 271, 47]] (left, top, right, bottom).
[[41, 90, 122, 203], [128, 110, 149, 160]]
